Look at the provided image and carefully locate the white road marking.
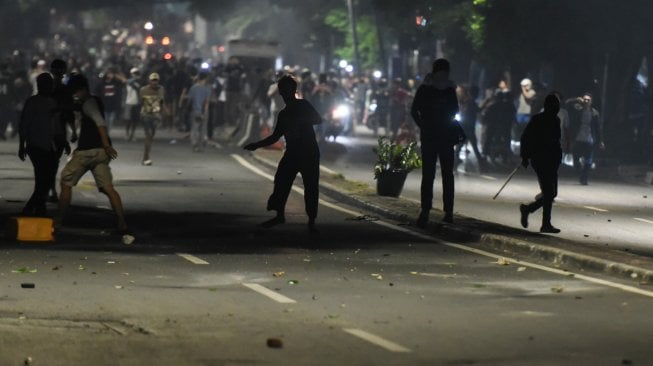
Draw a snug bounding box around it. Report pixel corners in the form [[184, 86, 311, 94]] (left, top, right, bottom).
[[231, 154, 274, 180], [480, 175, 498, 181], [320, 164, 340, 175], [583, 206, 608, 213], [176, 253, 210, 265], [634, 217, 653, 225], [233, 153, 653, 299], [343, 328, 411, 353], [242, 283, 297, 304]]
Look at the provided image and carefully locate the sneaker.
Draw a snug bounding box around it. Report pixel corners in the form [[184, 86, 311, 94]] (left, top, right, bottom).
[[142, 159, 153, 166], [540, 225, 561, 234], [416, 210, 429, 228], [519, 204, 529, 228]]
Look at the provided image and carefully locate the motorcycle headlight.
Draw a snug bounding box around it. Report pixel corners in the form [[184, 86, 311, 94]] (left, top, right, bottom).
[[333, 104, 351, 119]]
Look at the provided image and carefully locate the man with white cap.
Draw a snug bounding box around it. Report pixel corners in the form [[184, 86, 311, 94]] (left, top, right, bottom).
[[516, 78, 536, 139], [124, 67, 142, 141], [139, 72, 167, 165]]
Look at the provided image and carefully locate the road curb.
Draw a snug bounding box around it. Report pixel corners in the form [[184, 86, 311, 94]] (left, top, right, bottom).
[[250, 151, 653, 283]]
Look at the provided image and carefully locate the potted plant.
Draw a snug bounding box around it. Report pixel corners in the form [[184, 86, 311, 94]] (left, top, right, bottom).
[[374, 137, 422, 197]]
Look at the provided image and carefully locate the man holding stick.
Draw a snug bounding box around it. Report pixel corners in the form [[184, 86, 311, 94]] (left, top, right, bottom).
[[518, 93, 562, 234]]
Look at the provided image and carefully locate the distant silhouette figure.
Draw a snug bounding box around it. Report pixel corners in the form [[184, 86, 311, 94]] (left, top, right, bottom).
[[411, 59, 459, 227], [519, 93, 562, 233], [18, 73, 57, 216], [245, 75, 322, 232]]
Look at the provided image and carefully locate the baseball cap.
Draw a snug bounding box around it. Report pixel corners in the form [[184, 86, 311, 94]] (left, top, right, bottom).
[[149, 72, 160, 80], [520, 78, 532, 87]]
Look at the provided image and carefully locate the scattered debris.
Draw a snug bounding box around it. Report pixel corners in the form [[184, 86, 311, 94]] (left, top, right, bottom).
[[177, 170, 182, 175], [371, 273, 383, 280], [583, 234, 589, 238], [312, 294, 317, 300], [622, 359, 633, 365], [346, 215, 379, 222], [114, 285, 123, 290], [266, 338, 283, 349], [52, 266, 60, 271], [517, 267, 527, 272], [389, 283, 394, 287], [494, 257, 510, 266], [302, 258, 311, 262], [608, 219, 612, 222], [273, 271, 285, 278], [550, 285, 564, 293], [630, 273, 638, 279], [78, 265, 85, 271], [575, 296, 583, 300], [410, 271, 418, 275], [122, 235, 135, 245], [24, 356, 33, 365], [12, 267, 37, 274], [20, 283, 35, 289], [287, 280, 299, 285]]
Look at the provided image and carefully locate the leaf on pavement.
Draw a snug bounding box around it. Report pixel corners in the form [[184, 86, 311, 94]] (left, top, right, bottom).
[[273, 271, 285, 277], [12, 267, 37, 274], [495, 257, 510, 266]]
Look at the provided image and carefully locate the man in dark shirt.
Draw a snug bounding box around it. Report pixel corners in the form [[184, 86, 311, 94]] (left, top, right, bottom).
[[18, 73, 57, 216], [57, 74, 127, 233], [519, 93, 562, 233], [245, 75, 322, 232], [411, 59, 459, 227]]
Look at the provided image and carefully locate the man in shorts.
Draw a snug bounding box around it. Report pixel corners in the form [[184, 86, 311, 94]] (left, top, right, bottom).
[[139, 72, 166, 166], [57, 74, 127, 232]]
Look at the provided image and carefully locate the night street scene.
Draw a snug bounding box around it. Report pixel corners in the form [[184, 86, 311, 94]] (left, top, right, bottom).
[[3, 0, 653, 365]]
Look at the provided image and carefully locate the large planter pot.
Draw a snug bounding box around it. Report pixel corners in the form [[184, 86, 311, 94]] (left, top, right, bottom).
[[376, 170, 408, 197]]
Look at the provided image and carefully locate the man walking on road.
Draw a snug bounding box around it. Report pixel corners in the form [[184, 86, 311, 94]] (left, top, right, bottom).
[[56, 74, 127, 233], [187, 72, 211, 152], [568, 92, 604, 185], [18, 73, 58, 216], [244, 75, 322, 232], [519, 94, 562, 234], [139, 72, 166, 166], [411, 59, 459, 227]]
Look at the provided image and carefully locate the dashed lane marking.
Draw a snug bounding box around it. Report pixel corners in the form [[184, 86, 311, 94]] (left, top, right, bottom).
[[634, 217, 653, 225], [176, 253, 210, 265], [583, 205, 609, 213], [242, 283, 297, 304], [233, 153, 653, 299], [343, 328, 411, 353]]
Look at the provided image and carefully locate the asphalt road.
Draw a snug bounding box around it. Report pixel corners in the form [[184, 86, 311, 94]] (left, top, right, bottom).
[[1, 131, 653, 365]]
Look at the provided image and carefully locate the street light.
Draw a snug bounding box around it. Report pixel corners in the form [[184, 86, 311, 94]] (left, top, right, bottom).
[[144, 22, 154, 31], [373, 70, 382, 79], [161, 36, 171, 46], [339, 60, 348, 68]]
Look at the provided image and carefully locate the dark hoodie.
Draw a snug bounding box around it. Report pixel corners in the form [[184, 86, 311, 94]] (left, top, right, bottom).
[[410, 74, 459, 142], [520, 96, 562, 163]]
